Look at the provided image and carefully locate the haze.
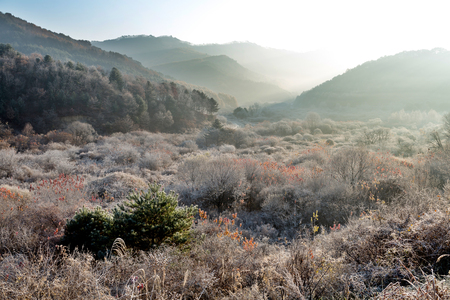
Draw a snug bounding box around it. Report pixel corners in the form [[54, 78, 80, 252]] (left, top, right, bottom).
[[3, 2, 450, 297], [2, 0, 449, 67]]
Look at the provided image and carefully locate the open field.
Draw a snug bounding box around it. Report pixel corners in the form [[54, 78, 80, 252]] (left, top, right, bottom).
[[1, 112, 450, 299]]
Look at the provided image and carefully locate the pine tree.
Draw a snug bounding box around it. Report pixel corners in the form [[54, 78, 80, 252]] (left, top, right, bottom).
[[112, 184, 197, 250], [109, 67, 124, 90], [212, 119, 223, 130], [207, 98, 219, 114]]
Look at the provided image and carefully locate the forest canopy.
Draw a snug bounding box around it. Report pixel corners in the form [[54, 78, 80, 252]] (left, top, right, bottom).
[[0, 44, 219, 134]]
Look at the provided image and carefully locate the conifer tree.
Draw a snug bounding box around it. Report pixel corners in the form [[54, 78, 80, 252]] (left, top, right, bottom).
[[112, 184, 196, 250], [109, 67, 124, 90]]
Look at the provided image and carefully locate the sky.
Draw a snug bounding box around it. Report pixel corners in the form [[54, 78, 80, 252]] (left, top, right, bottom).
[[1, 0, 450, 64]]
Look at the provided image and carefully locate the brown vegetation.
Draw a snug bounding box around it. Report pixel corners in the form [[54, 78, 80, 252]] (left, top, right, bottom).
[[1, 111, 450, 299]]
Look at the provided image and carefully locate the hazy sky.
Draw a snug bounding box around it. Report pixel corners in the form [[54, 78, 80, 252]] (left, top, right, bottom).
[[1, 0, 449, 63]]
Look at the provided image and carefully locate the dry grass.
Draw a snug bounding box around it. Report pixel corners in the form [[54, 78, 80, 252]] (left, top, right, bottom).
[[1, 120, 450, 298]]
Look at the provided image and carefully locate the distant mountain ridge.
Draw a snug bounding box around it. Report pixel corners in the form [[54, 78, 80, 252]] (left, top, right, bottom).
[[294, 48, 450, 112], [93, 35, 353, 102], [0, 12, 159, 80], [152, 55, 290, 104], [93, 36, 293, 105], [0, 12, 237, 109]]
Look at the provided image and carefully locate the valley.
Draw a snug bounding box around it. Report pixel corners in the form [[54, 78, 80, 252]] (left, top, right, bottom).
[[1, 7, 450, 299]]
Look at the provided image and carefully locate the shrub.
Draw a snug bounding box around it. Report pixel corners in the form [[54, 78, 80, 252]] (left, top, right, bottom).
[[273, 121, 292, 136], [178, 139, 198, 153], [64, 121, 97, 145], [330, 147, 372, 185], [45, 130, 74, 144], [87, 172, 147, 201], [395, 137, 415, 157], [303, 133, 314, 141], [35, 150, 75, 174], [0, 186, 31, 221], [111, 144, 140, 165], [63, 185, 197, 256], [200, 157, 246, 212], [62, 206, 113, 259], [318, 123, 333, 134], [313, 128, 323, 135], [139, 151, 172, 170], [219, 144, 236, 153], [0, 148, 17, 178], [359, 128, 390, 145], [112, 184, 197, 250], [304, 112, 321, 133], [325, 139, 334, 146]]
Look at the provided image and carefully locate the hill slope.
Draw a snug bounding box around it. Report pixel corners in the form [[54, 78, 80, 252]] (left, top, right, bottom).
[[0, 44, 224, 133], [92, 35, 208, 67], [0, 12, 160, 80], [152, 55, 291, 105], [192, 43, 349, 93], [93, 35, 293, 105], [0, 12, 237, 109], [294, 49, 450, 112]]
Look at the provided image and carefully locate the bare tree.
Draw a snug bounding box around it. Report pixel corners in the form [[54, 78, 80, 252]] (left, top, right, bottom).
[[330, 147, 371, 186]]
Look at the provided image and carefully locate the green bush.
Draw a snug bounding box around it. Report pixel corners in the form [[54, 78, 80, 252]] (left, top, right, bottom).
[[63, 184, 197, 256], [112, 184, 197, 250], [62, 206, 113, 259]]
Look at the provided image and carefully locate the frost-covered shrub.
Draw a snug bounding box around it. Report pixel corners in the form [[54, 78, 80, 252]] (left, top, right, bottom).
[[65, 121, 97, 145], [256, 137, 279, 147], [177, 156, 245, 212], [294, 133, 303, 140], [178, 140, 198, 153], [313, 128, 323, 135], [219, 144, 236, 153], [325, 139, 335, 146], [139, 151, 172, 170], [233, 129, 257, 148], [395, 137, 415, 157], [329, 147, 372, 185], [110, 144, 140, 165], [200, 157, 246, 212], [303, 134, 314, 141], [35, 150, 74, 174], [272, 121, 292, 136], [0, 148, 17, 178], [87, 172, 148, 200]]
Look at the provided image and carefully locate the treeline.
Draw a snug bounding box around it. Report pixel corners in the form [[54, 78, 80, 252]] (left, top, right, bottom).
[[0, 44, 219, 134]]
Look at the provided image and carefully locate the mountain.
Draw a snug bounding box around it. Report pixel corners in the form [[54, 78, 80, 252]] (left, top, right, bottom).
[[294, 49, 450, 112], [93, 35, 293, 105], [94, 36, 356, 100], [152, 55, 292, 105], [92, 35, 207, 66], [0, 12, 160, 80], [0, 12, 237, 110], [193, 43, 350, 93]]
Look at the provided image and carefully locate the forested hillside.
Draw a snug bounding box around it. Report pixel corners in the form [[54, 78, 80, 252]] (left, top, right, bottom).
[[93, 35, 293, 105], [0, 12, 160, 80], [0, 44, 219, 133], [0, 12, 238, 110]]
